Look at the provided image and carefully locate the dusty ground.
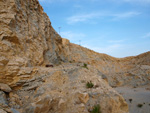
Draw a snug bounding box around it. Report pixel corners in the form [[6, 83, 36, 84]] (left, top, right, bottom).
[[115, 86, 150, 113]]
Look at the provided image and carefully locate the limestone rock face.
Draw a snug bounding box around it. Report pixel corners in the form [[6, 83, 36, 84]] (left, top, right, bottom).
[[0, 0, 149, 113], [0, 0, 67, 85], [1, 0, 150, 88]]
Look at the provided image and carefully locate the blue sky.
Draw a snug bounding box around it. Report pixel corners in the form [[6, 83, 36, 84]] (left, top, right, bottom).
[[39, 0, 150, 58]]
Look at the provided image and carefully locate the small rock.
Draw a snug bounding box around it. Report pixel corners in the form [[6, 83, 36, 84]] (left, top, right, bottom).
[[26, 77, 36, 82], [77, 92, 89, 104], [4, 108, 12, 113], [25, 96, 29, 99], [9, 93, 19, 99], [26, 84, 38, 91], [0, 109, 7, 113], [20, 75, 31, 78], [0, 63, 4, 68], [79, 103, 85, 108], [0, 83, 12, 93], [11, 108, 20, 113], [0, 56, 9, 65], [0, 91, 8, 106], [58, 99, 65, 108]]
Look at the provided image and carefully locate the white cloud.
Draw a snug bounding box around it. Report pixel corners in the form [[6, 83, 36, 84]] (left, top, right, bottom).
[[112, 12, 140, 20], [67, 13, 100, 24], [67, 11, 140, 24], [39, 0, 150, 5], [39, 0, 67, 3], [38, 0, 45, 1], [83, 44, 123, 55], [108, 40, 125, 43], [107, 0, 150, 5], [61, 31, 86, 42], [142, 32, 150, 38], [88, 0, 150, 5], [120, 0, 150, 4]]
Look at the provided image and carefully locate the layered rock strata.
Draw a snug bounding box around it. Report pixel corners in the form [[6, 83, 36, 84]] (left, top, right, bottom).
[[0, 0, 149, 113]]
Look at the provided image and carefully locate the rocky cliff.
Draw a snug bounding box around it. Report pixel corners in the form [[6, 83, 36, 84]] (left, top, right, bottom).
[[1, 0, 150, 87], [0, 0, 149, 113], [0, 0, 70, 85]]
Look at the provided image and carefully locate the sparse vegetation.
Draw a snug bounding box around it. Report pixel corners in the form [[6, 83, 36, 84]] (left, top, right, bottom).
[[82, 63, 88, 69], [91, 104, 101, 113], [137, 104, 143, 108], [86, 81, 94, 88], [129, 99, 132, 103]]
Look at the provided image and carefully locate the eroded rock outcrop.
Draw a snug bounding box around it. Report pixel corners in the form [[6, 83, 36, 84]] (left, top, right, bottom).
[[0, 0, 68, 86], [1, 0, 150, 88], [63, 42, 150, 87], [0, 0, 149, 113], [16, 66, 128, 113]]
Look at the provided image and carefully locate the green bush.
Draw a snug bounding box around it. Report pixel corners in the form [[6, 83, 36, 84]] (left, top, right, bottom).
[[91, 104, 101, 113], [86, 81, 94, 88], [82, 63, 88, 69], [129, 99, 132, 103], [137, 104, 143, 108]]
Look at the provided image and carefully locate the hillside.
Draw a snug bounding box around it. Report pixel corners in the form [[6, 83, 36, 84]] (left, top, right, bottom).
[[63, 43, 150, 87], [0, 0, 149, 113]]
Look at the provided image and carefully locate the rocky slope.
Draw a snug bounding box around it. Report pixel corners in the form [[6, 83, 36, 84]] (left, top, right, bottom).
[[0, 0, 149, 113], [7, 64, 128, 113], [64, 43, 150, 87]]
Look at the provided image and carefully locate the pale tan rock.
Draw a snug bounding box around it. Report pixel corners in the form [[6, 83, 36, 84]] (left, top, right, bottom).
[[0, 0, 149, 113], [58, 98, 65, 108], [0, 83, 12, 92], [0, 109, 7, 113], [77, 92, 89, 104], [0, 57, 9, 65], [62, 38, 70, 45], [22, 67, 128, 113], [0, 63, 4, 68], [33, 95, 53, 113], [9, 93, 19, 99], [0, 0, 150, 88]]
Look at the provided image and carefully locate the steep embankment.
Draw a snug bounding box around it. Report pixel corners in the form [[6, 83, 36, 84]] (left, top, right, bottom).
[[0, 0, 149, 113], [63, 42, 150, 87]]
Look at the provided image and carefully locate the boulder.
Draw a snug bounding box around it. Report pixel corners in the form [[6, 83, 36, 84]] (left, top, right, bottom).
[[0, 83, 12, 93]]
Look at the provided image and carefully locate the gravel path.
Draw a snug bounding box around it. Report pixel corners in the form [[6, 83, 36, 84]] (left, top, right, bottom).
[[115, 86, 150, 113]]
